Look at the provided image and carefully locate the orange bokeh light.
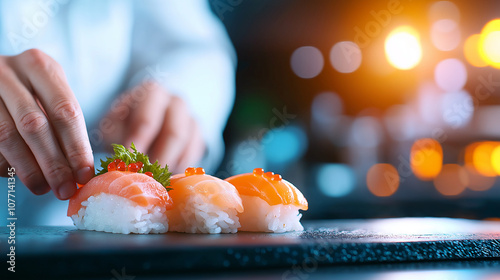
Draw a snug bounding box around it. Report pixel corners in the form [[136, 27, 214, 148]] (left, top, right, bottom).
[[464, 167, 496, 191], [385, 26, 422, 70], [464, 142, 480, 168], [410, 138, 443, 181], [471, 141, 499, 177], [433, 164, 468, 196], [366, 164, 400, 197], [464, 34, 488, 67], [491, 145, 500, 175], [479, 19, 500, 69]]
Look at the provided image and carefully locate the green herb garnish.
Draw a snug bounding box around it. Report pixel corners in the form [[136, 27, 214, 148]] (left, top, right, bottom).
[[96, 143, 172, 190]]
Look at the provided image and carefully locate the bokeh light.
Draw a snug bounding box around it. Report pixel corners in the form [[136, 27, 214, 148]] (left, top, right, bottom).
[[441, 90, 474, 128], [385, 26, 423, 70], [491, 145, 500, 175], [366, 164, 400, 197], [417, 81, 444, 125], [433, 164, 468, 196], [471, 141, 499, 177], [317, 164, 356, 197], [464, 34, 488, 67], [478, 19, 500, 69], [311, 92, 343, 124], [410, 138, 443, 181], [482, 31, 500, 66], [464, 142, 479, 169], [430, 19, 460, 51], [330, 41, 362, 73], [290, 46, 324, 78], [464, 167, 496, 192], [351, 116, 383, 148], [263, 125, 308, 165], [434, 58, 467, 92], [428, 1, 460, 23], [463, 142, 497, 182]]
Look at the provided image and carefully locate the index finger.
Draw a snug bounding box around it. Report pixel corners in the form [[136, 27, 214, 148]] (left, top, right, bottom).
[[13, 50, 94, 184]]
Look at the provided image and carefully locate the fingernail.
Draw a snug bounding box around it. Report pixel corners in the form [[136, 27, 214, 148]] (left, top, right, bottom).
[[77, 166, 93, 184], [58, 182, 76, 200]]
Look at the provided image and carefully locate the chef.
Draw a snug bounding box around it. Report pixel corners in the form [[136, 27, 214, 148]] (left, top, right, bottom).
[[0, 0, 236, 225]]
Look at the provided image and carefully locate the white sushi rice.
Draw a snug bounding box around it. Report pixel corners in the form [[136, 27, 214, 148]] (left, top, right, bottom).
[[238, 195, 304, 233], [71, 193, 168, 234], [167, 194, 240, 234]]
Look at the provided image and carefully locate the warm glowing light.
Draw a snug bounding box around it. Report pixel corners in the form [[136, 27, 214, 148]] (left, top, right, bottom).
[[433, 164, 468, 196], [472, 141, 500, 177], [479, 19, 500, 69], [483, 32, 500, 66], [385, 26, 423, 70], [464, 167, 496, 191], [410, 138, 443, 181], [366, 164, 400, 197], [464, 142, 496, 189], [491, 145, 500, 175], [464, 34, 488, 67], [464, 142, 479, 168]]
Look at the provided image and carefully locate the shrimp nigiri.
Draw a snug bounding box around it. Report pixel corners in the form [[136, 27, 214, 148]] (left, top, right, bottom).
[[167, 167, 243, 234], [225, 168, 308, 233]]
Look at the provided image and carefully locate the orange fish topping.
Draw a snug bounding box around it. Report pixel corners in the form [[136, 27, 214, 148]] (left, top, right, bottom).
[[225, 168, 308, 210], [67, 171, 173, 217]]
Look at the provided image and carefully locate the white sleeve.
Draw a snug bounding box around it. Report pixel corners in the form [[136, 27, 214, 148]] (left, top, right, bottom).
[[127, 0, 236, 173]]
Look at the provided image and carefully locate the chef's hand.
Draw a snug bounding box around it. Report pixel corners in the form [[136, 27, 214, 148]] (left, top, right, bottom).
[[102, 82, 205, 174], [0, 49, 94, 199]]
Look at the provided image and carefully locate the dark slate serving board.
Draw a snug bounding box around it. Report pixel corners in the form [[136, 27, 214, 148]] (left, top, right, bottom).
[[1, 218, 500, 278]]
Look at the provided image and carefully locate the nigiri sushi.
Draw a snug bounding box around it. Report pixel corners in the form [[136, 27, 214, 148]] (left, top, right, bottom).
[[225, 168, 308, 233], [67, 143, 173, 234], [167, 167, 243, 234]]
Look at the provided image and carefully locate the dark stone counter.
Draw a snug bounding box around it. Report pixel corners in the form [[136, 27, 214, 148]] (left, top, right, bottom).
[[2, 218, 500, 279]]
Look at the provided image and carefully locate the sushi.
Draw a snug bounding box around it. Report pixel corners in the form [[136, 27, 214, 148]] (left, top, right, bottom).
[[167, 167, 243, 234], [225, 168, 308, 233], [67, 143, 308, 235], [67, 144, 173, 234]]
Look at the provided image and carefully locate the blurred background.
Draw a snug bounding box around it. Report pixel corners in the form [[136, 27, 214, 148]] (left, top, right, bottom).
[[210, 0, 500, 220]]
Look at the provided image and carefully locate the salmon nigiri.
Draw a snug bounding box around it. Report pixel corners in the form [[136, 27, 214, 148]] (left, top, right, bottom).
[[167, 167, 243, 234], [68, 143, 173, 234], [225, 168, 308, 233]]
